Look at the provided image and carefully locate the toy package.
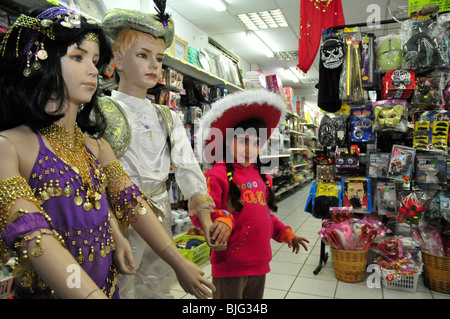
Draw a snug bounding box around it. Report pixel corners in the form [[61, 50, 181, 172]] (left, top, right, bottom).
[[375, 182, 397, 215], [350, 107, 375, 142], [411, 75, 443, 108], [381, 70, 415, 100], [329, 206, 353, 223], [415, 154, 447, 184], [413, 110, 450, 153], [305, 181, 342, 219], [373, 99, 408, 133], [340, 28, 364, 104], [335, 145, 359, 170], [388, 145, 416, 182], [360, 32, 378, 90], [342, 177, 372, 213], [368, 152, 390, 178]]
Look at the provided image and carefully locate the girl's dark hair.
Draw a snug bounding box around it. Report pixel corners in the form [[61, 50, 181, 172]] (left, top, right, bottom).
[[225, 118, 278, 213], [0, 5, 113, 137]]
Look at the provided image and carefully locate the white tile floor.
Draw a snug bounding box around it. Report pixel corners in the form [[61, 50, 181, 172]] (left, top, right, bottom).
[[170, 183, 450, 299]]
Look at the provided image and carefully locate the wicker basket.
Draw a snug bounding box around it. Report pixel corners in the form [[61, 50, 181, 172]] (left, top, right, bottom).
[[332, 248, 368, 283], [422, 251, 450, 294]]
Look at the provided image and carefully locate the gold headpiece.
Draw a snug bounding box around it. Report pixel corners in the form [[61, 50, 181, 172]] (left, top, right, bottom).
[[1, 6, 99, 77], [84, 32, 100, 43]]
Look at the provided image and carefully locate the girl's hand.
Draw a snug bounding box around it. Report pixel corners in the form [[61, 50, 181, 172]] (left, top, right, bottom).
[[288, 236, 310, 254], [210, 220, 231, 247]]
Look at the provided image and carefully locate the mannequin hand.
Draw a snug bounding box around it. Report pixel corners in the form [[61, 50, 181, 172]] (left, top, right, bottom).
[[288, 236, 310, 254], [210, 220, 230, 248], [175, 257, 215, 299], [196, 209, 225, 251], [112, 232, 137, 275]]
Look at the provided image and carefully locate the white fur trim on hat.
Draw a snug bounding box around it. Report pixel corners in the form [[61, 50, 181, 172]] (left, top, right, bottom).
[[195, 89, 287, 165]]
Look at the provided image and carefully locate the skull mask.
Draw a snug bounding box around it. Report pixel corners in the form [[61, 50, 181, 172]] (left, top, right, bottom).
[[320, 39, 344, 69]]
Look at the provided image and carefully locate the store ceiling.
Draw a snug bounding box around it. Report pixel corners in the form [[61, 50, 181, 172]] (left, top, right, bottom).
[[167, 0, 409, 104]]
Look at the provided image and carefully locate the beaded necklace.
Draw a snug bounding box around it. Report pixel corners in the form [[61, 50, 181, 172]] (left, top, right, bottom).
[[40, 122, 104, 211]]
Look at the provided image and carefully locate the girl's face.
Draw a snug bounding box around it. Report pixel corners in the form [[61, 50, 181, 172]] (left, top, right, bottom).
[[115, 33, 165, 91], [228, 133, 260, 168], [61, 39, 100, 107]]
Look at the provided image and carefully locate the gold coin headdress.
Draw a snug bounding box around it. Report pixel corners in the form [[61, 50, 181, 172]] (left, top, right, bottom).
[[1, 6, 98, 77]]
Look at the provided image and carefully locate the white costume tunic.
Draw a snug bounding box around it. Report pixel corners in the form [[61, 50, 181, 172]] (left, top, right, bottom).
[[110, 90, 211, 299]]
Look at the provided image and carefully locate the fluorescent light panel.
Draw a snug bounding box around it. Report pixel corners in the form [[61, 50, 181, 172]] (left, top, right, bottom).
[[210, 0, 226, 12], [245, 31, 274, 58], [238, 9, 288, 30]]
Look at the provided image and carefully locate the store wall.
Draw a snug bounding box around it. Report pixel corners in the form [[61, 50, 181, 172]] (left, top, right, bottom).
[[103, 0, 251, 77]]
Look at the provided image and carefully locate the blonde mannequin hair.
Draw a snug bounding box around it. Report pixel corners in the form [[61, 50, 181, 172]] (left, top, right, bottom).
[[112, 29, 164, 55]]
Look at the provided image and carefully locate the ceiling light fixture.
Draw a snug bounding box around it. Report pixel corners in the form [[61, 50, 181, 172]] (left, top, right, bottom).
[[246, 31, 274, 58], [210, 0, 227, 12], [284, 68, 299, 83], [238, 9, 288, 30], [275, 51, 299, 61]]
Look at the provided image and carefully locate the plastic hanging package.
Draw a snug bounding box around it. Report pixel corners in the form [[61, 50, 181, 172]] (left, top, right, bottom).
[[360, 32, 378, 90], [375, 34, 403, 73], [340, 28, 365, 104], [373, 99, 408, 133], [349, 106, 376, 142], [411, 73, 443, 108], [401, 18, 444, 74], [388, 145, 416, 182], [413, 110, 450, 153]]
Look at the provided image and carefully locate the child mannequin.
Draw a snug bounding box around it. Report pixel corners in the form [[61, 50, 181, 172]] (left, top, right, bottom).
[[101, 4, 218, 299], [0, 5, 213, 299], [193, 89, 310, 299]]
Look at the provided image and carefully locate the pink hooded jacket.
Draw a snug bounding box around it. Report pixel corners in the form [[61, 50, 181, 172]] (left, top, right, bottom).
[[191, 162, 296, 278]]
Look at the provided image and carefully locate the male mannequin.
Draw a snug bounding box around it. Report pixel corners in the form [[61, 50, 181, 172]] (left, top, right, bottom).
[[101, 5, 218, 299]]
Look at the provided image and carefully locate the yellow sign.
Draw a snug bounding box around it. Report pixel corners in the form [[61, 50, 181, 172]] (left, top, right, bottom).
[[408, 0, 450, 15]]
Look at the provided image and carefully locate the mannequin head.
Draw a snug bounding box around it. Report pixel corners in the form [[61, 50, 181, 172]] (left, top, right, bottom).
[[0, 5, 112, 134], [112, 29, 165, 97]]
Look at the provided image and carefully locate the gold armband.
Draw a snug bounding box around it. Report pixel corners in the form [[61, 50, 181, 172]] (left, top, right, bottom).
[[102, 161, 149, 230]]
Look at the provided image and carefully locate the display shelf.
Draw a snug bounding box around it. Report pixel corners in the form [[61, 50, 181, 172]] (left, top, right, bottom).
[[163, 53, 243, 93], [274, 178, 312, 197]]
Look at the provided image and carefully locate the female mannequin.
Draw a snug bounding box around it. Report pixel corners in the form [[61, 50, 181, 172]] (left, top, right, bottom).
[[0, 5, 213, 299]]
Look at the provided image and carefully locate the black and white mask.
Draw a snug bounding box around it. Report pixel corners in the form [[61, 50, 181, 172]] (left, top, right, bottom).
[[320, 39, 344, 69]]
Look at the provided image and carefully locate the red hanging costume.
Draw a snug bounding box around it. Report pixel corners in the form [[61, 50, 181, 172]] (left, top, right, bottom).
[[297, 0, 346, 74]]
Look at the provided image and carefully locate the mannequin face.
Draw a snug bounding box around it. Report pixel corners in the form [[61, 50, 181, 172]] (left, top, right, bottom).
[[60, 40, 100, 108], [227, 134, 260, 168], [114, 32, 165, 96]]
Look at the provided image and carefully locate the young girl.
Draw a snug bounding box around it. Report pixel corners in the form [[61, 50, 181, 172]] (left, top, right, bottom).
[[192, 89, 309, 299], [0, 5, 213, 299]]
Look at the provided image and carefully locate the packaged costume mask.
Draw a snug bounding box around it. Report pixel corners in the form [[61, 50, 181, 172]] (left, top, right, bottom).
[[317, 33, 344, 112], [342, 177, 372, 213], [373, 99, 408, 133], [305, 181, 342, 219], [376, 34, 403, 72]]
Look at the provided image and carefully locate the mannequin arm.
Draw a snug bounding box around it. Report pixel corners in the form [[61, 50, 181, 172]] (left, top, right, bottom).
[[109, 210, 137, 275], [26, 230, 108, 299], [97, 139, 215, 298]]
